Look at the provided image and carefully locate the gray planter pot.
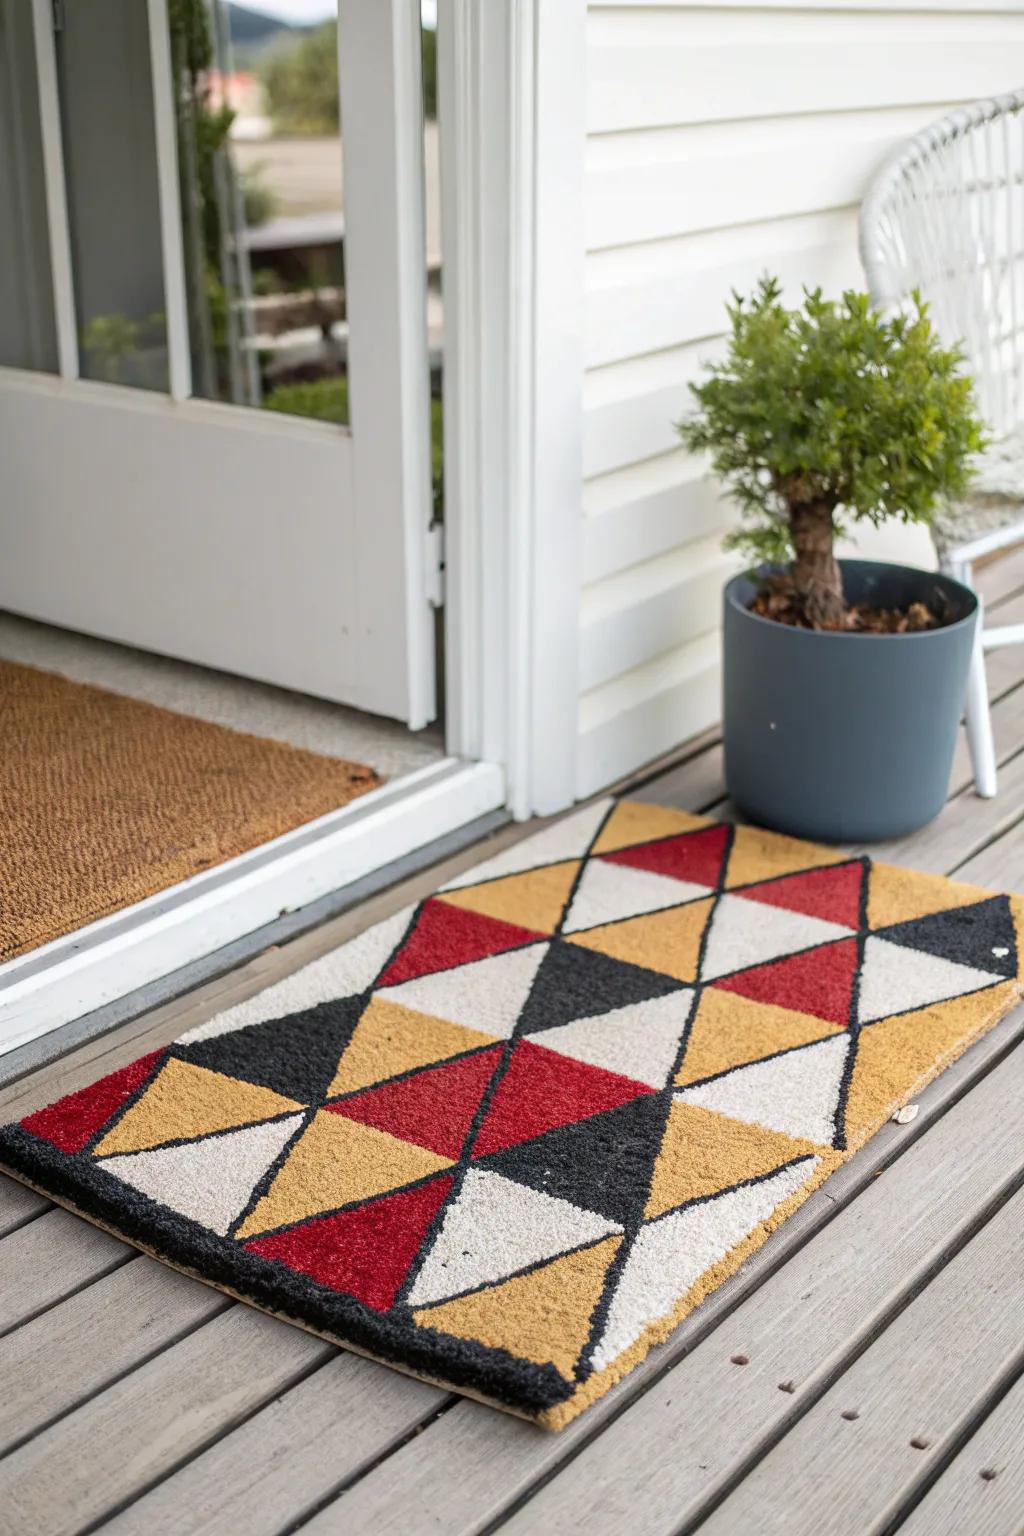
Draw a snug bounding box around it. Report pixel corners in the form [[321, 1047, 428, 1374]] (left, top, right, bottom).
[[722, 559, 979, 843]]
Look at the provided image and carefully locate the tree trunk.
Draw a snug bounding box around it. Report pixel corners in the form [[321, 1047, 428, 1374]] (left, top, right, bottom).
[[790, 501, 844, 627]]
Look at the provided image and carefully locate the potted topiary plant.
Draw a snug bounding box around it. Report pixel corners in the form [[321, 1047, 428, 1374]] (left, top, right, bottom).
[[678, 277, 987, 842]]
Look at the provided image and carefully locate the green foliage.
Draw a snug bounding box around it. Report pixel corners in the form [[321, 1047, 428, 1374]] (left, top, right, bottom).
[[81, 312, 166, 384], [261, 22, 340, 136], [677, 277, 988, 566], [203, 271, 229, 356], [193, 101, 237, 271], [421, 24, 438, 120], [260, 19, 437, 136], [168, 0, 232, 289], [168, 0, 213, 77], [80, 313, 140, 383], [240, 165, 276, 228], [263, 376, 350, 423], [263, 377, 445, 509]]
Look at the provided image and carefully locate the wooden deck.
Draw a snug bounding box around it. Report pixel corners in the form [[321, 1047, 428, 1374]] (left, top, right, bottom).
[[2, 551, 1024, 1536]]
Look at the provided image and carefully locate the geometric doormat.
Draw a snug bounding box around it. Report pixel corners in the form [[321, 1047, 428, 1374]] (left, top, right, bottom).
[[2, 799, 1022, 1428]]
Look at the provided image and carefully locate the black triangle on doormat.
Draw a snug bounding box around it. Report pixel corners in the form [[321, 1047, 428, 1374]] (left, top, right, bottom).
[[478, 1093, 671, 1227], [174, 993, 368, 1104], [876, 895, 1017, 979], [517, 940, 686, 1037]]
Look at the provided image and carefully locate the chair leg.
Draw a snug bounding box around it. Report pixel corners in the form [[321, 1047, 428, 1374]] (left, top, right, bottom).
[[944, 554, 998, 798], [963, 597, 998, 799]]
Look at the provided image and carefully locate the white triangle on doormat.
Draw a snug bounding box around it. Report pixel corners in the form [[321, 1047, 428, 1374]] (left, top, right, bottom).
[[407, 1167, 620, 1307], [533, 989, 696, 1089], [180, 906, 417, 1044], [563, 859, 711, 935], [857, 935, 1004, 1025], [591, 1155, 819, 1372], [700, 893, 853, 982], [676, 1032, 849, 1146], [97, 1113, 304, 1236], [441, 798, 613, 892], [375, 941, 549, 1040]]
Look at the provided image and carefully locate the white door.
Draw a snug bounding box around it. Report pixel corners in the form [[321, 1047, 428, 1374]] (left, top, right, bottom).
[[0, 0, 437, 727]]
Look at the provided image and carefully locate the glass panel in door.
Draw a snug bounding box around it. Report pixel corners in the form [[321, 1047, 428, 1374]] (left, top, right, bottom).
[[0, 1, 58, 372], [56, 0, 170, 390], [171, 0, 349, 421]]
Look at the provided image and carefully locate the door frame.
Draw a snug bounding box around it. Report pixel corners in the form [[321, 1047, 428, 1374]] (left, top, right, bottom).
[[439, 0, 586, 819], [0, 0, 587, 1057]]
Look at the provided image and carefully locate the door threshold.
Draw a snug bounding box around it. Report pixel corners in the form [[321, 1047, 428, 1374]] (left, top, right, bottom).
[[0, 758, 506, 1059]]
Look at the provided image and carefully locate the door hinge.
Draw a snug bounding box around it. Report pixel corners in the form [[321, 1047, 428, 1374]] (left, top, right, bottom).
[[52, 0, 66, 32], [425, 522, 445, 608]]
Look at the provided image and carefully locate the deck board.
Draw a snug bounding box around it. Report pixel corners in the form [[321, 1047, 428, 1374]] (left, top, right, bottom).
[[0, 1177, 49, 1238], [0, 1259, 228, 1457], [0, 1308, 334, 1536], [0, 548, 1022, 1534], [699, 1188, 1024, 1536], [0, 1207, 131, 1336], [99, 1357, 447, 1536], [899, 1372, 1024, 1536]]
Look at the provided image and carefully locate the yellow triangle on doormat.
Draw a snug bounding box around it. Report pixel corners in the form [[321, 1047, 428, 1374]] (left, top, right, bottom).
[[591, 802, 711, 856], [438, 860, 580, 934], [645, 1100, 829, 1217], [725, 825, 846, 889], [866, 863, 993, 930], [675, 988, 844, 1088], [235, 1110, 452, 1238], [93, 1058, 302, 1158], [413, 1234, 621, 1380], [567, 897, 714, 983], [842, 981, 1021, 1147], [328, 997, 498, 1097]]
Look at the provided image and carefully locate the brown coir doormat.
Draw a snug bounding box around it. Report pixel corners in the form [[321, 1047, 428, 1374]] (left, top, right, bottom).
[[1, 798, 1021, 1427], [0, 659, 381, 960]]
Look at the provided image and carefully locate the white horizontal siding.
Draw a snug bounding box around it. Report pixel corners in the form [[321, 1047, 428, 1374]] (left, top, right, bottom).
[[578, 631, 722, 798], [582, 450, 730, 583], [586, 109, 947, 252], [580, 534, 740, 692], [584, 339, 721, 479], [586, 206, 865, 382], [588, 10, 1024, 133], [576, 0, 1024, 798]]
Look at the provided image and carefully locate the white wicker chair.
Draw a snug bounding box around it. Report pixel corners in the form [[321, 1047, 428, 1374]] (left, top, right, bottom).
[[860, 89, 1024, 799]]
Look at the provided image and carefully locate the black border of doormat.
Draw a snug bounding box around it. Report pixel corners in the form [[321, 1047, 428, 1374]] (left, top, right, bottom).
[[0, 1117, 572, 1420]]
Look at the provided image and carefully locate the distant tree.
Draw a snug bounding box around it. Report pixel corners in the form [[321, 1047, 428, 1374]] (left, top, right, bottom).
[[261, 22, 339, 136], [261, 20, 437, 136], [422, 24, 437, 119]]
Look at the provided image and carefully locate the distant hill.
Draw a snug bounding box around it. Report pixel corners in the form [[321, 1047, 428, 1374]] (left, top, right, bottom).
[[226, 3, 310, 62]]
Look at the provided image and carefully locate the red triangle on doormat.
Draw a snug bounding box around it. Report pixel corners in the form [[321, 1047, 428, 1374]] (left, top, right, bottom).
[[740, 861, 864, 929], [712, 937, 859, 1027], [377, 899, 544, 988], [602, 824, 729, 890], [20, 1050, 165, 1155], [471, 1040, 654, 1159], [246, 1172, 454, 1311], [326, 1045, 502, 1160]]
